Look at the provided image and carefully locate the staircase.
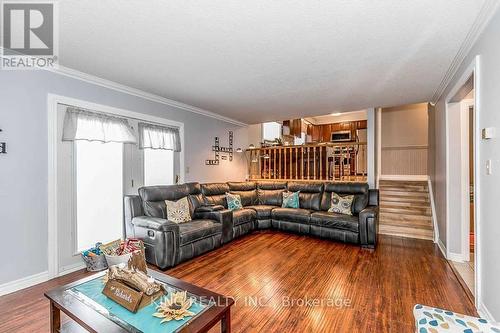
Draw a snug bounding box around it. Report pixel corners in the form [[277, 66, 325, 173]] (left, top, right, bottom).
[[378, 180, 434, 240]]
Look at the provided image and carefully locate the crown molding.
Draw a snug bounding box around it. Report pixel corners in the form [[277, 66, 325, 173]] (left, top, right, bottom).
[[0, 46, 246, 127], [431, 0, 500, 103], [47, 65, 247, 126]]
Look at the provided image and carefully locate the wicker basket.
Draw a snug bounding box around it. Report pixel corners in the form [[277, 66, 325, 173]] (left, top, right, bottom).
[[104, 251, 136, 267], [81, 253, 108, 272]]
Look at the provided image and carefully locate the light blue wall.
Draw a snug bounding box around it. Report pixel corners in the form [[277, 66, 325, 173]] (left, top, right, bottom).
[[0, 70, 247, 285]]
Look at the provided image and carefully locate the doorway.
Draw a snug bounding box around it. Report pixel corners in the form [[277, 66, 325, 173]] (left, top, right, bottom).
[[445, 57, 480, 305], [449, 94, 475, 297]]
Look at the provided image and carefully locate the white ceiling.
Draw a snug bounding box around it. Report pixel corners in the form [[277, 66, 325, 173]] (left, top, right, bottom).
[[59, 1, 486, 124]]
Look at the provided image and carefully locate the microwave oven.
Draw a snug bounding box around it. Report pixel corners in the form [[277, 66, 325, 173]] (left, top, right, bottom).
[[330, 130, 352, 142]]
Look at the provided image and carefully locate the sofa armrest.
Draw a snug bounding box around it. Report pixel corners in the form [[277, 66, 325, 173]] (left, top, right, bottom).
[[131, 216, 180, 269], [194, 209, 233, 244], [124, 195, 143, 238], [368, 189, 379, 206], [359, 205, 379, 248], [132, 216, 180, 232]]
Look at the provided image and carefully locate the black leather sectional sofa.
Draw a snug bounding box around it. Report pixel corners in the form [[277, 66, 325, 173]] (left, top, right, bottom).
[[124, 181, 379, 269]]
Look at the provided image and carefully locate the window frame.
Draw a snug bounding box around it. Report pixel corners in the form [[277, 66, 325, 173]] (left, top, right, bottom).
[[48, 94, 185, 278], [262, 121, 282, 141]]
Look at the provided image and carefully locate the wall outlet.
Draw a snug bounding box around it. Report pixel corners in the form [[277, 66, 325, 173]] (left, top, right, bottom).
[[486, 159, 492, 175]]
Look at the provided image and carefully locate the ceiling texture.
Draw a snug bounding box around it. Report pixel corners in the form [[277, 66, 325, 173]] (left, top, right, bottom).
[[59, 0, 488, 124]]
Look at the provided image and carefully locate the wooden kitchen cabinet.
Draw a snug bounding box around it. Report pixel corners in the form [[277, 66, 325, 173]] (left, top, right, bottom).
[[321, 124, 331, 142], [311, 125, 322, 142]]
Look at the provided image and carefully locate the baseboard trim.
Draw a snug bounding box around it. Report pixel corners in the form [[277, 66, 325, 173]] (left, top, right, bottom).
[[448, 252, 467, 263], [427, 177, 440, 243], [0, 262, 86, 297], [437, 238, 447, 259], [0, 271, 49, 296], [379, 175, 429, 181], [477, 302, 496, 322], [59, 262, 86, 276]]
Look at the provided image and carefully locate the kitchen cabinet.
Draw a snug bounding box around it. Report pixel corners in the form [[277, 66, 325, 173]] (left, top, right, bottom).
[[312, 125, 322, 142]]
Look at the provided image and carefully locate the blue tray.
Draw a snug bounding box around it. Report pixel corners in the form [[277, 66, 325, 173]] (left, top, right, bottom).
[[68, 276, 213, 333]]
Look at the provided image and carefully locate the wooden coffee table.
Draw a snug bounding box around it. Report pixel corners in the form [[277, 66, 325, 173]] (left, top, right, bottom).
[[44, 269, 233, 333]]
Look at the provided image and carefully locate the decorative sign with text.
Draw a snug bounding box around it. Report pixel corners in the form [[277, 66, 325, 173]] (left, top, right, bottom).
[[102, 279, 144, 313], [205, 131, 233, 165]]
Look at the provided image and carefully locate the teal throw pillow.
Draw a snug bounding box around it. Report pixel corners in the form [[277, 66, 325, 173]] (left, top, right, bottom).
[[282, 191, 300, 208], [226, 192, 243, 211]]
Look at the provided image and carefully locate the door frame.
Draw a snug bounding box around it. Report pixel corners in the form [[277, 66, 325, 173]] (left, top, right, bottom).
[[47, 93, 185, 278], [444, 55, 481, 306]]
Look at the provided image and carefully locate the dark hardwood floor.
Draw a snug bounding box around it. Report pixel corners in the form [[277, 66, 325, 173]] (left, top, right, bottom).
[[0, 232, 476, 332]]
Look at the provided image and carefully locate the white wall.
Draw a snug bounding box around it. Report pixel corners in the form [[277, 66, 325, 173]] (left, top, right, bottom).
[[432, 7, 500, 320], [0, 69, 247, 287], [381, 103, 429, 175], [381, 103, 428, 147], [247, 124, 262, 147], [367, 108, 376, 188]]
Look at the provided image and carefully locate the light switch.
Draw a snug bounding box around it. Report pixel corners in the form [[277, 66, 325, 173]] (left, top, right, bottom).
[[486, 159, 492, 175], [482, 127, 496, 139]]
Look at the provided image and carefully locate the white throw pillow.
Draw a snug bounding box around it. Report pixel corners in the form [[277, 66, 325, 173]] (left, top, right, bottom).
[[165, 197, 191, 223]]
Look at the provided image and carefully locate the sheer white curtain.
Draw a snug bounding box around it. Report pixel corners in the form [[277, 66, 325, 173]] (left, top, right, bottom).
[[139, 122, 181, 151], [62, 107, 137, 143]]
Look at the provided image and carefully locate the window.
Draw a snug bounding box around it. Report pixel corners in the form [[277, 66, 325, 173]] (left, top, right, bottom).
[[294, 132, 306, 145], [262, 122, 282, 141], [62, 106, 182, 255], [144, 148, 175, 186], [75, 141, 123, 251]]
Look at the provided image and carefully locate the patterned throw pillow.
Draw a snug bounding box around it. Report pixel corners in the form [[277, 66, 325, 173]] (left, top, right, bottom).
[[328, 192, 354, 215], [226, 192, 243, 211], [282, 191, 300, 208], [165, 197, 191, 223]]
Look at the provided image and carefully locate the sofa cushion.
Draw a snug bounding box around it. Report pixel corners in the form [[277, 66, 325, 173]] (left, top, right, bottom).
[[287, 182, 323, 211], [230, 190, 258, 206], [228, 182, 256, 191], [186, 182, 204, 216], [232, 208, 257, 226], [271, 208, 311, 224], [142, 201, 167, 219], [257, 181, 287, 190], [178, 219, 222, 245], [226, 182, 258, 206], [321, 182, 369, 214], [201, 183, 230, 208], [246, 205, 278, 219], [310, 211, 359, 233], [257, 189, 284, 206], [139, 184, 194, 218]]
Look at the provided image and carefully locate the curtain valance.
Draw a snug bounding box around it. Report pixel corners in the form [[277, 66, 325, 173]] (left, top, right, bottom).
[[139, 122, 181, 152], [62, 107, 137, 144]]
